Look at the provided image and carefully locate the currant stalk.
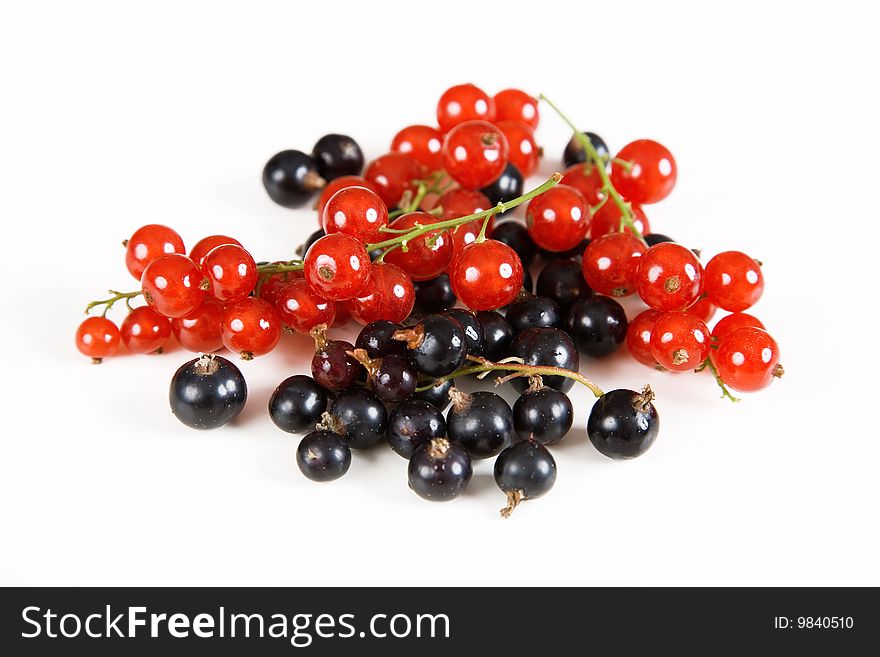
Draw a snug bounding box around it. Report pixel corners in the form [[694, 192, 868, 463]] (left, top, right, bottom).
[[85, 289, 142, 316], [699, 356, 741, 403]]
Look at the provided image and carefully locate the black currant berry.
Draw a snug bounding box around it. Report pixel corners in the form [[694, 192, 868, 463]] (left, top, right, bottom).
[[512, 377, 573, 445], [522, 267, 534, 296], [298, 228, 325, 258], [476, 311, 514, 361], [352, 349, 417, 404], [536, 259, 592, 310], [324, 387, 388, 449], [539, 238, 590, 263], [446, 308, 484, 357], [505, 295, 562, 333], [491, 220, 538, 267], [563, 132, 609, 168], [587, 387, 659, 459], [565, 295, 628, 359], [297, 430, 351, 482], [446, 388, 513, 459], [509, 327, 579, 393], [311, 134, 364, 181], [412, 377, 455, 412], [408, 438, 473, 502], [169, 354, 247, 430], [644, 233, 675, 247], [394, 315, 467, 377], [269, 375, 328, 434], [310, 325, 361, 391], [387, 399, 447, 459], [480, 162, 523, 206], [355, 320, 406, 359], [494, 439, 557, 517], [262, 150, 325, 209], [413, 274, 457, 315]]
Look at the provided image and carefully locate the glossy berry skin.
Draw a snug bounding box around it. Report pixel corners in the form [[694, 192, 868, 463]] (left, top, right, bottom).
[[438, 188, 491, 221], [476, 311, 514, 361], [275, 278, 336, 334], [201, 244, 258, 302], [327, 388, 387, 449], [447, 390, 513, 459], [513, 385, 573, 444], [561, 163, 606, 206], [495, 121, 538, 177], [169, 355, 247, 430], [391, 125, 444, 171], [409, 438, 473, 502], [368, 354, 417, 404], [566, 295, 628, 358], [411, 379, 453, 413], [303, 233, 372, 302], [446, 308, 485, 357], [590, 201, 650, 239], [364, 152, 423, 208], [125, 224, 185, 282], [413, 274, 457, 315], [437, 83, 494, 132], [491, 220, 538, 267], [493, 89, 539, 130], [269, 375, 328, 434], [526, 184, 590, 252], [715, 327, 781, 392], [441, 120, 509, 190], [506, 296, 562, 333], [480, 162, 523, 206], [297, 431, 351, 482], [449, 218, 492, 255], [300, 229, 326, 258], [494, 439, 557, 505], [171, 298, 224, 353], [650, 311, 711, 372], [449, 239, 524, 311], [399, 314, 467, 377], [626, 308, 664, 367], [536, 259, 592, 310], [387, 399, 446, 459], [383, 212, 452, 281], [712, 312, 765, 343], [311, 133, 364, 181], [704, 251, 764, 312], [141, 253, 208, 319], [346, 261, 414, 325], [635, 242, 704, 311], [120, 306, 171, 354], [188, 235, 241, 267], [322, 186, 389, 243], [587, 388, 659, 459], [611, 140, 677, 204], [221, 297, 281, 358], [262, 150, 325, 208], [316, 176, 381, 219], [563, 132, 610, 169], [75, 316, 120, 361], [581, 232, 646, 297], [311, 338, 360, 391], [355, 320, 405, 358], [509, 328, 579, 393]]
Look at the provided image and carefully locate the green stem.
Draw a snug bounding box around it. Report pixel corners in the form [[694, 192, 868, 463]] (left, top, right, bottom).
[[85, 290, 142, 316], [257, 260, 304, 275], [703, 357, 741, 403]]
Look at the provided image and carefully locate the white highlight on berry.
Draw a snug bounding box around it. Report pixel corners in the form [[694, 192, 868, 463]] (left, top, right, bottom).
[[231, 318, 244, 332], [349, 256, 361, 270], [454, 146, 467, 162], [732, 351, 745, 366], [499, 263, 513, 279], [684, 263, 696, 280], [597, 256, 611, 271], [761, 347, 772, 363], [474, 99, 488, 114], [447, 101, 462, 117], [746, 269, 759, 284], [659, 158, 673, 176], [571, 207, 582, 221], [465, 266, 479, 283], [155, 276, 168, 290], [366, 208, 378, 223], [428, 138, 441, 153]]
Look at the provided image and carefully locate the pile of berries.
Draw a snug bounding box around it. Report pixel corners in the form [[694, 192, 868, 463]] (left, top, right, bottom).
[[75, 84, 782, 517]]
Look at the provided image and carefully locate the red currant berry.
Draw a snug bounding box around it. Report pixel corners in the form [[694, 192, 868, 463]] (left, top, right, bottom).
[[610, 139, 677, 204], [346, 262, 415, 324], [383, 212, 453, 281], [525, 184, 590, 252], [275, 278, 336, 334], [201, 244, 258, 302], [141, 253, 208, 318], [625, 308, 664, 367], [436, 83, 494, 133], [590, 201, 650, 239], [221, 297, 281, 359], [364, 153, 423, 208], [449, 239, 524, 310], [331, 301, 351, 328], [188, 235, 242, 267], [303, 233, 372, 301], [441, 120, 508, 190], [75, 316, 120, 362], [561, 163, 606, 207], [119, 306, 172, 354], [704, 251, 764, 312], [316, 175, 381, 220], [686, 297, 717, 324], [581, 232, 646, 297], [391, 125, 444, 171], [451, 219, 492, 255], [715, 327, 782, 392], [438, 188, 491, 220], [495, 120, 539, 177], [125, 224, 185, 280], [322, 186, 389, 243], [492, 89, 539, 130], [711, 312, 765, 343], [257, 267, 303, 307], [649, 311, 711, 372], [171, 298, 224, 353], [635, 242, 704, 311]]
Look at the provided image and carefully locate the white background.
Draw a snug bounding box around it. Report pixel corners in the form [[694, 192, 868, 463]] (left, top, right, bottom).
[[1, 0, 877, 586]]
